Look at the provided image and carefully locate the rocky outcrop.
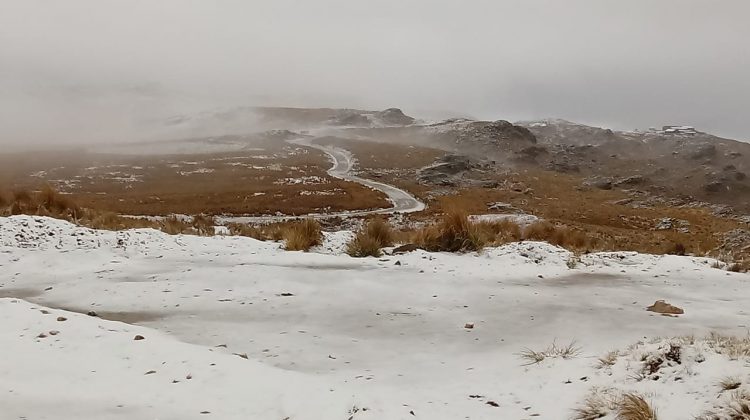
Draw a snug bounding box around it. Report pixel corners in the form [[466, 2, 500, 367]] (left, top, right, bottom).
[[417, 155, 479, 186], [374, 108, 415, 126]]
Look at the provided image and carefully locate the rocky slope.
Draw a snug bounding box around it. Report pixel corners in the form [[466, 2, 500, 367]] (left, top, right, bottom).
[[516, 119, 750, 212]]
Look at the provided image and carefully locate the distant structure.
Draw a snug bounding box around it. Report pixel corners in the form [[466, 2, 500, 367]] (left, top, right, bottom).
[[659, 125, 698, 136]]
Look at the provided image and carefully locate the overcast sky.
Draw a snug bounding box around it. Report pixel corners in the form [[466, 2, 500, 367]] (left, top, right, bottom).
[[1, 0, 749, 146]]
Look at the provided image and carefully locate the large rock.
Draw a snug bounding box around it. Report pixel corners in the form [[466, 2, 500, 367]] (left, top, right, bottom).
[[417, 155, 479, 185], [374, 108, 415, 126], [647, 300, 684, 315]]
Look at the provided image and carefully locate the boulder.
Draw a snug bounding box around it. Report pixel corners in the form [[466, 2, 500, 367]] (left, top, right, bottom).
[[647, 300, 684, 315]]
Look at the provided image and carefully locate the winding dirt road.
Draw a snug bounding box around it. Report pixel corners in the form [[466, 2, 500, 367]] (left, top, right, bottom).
[[218, 137, 425, 224]]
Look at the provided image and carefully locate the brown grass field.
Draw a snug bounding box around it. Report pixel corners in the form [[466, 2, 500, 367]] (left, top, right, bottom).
[[0, 143, 389, 216], [320, 137, 748, 266], [1, 135, 748, 267]]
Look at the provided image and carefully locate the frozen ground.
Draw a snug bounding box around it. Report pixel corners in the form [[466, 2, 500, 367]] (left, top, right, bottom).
[[1, 215, 750, 419]]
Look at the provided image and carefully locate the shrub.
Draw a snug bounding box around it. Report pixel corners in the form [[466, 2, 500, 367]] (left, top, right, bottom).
[[283, 218, 322, 251]]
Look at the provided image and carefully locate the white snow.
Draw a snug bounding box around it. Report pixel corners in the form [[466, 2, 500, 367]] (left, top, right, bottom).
[[1, 215, 749, 419], [470, 213, 540, 226], [178, 168, 216, 176]]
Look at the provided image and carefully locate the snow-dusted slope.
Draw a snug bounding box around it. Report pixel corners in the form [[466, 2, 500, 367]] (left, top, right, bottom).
[[1, 216, 749, 419]]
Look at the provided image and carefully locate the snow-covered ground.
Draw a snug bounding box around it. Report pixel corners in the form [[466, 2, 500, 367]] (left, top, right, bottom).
[[1, 215, 749, 419]]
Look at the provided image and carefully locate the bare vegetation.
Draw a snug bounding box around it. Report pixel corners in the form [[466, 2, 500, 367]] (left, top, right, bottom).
[[226, 222, 284, 241], [518, 340, 582, 365], [597, 350, 620, 368], [410, 208, 523, 252], [282, 218, 323, 251], [696, 390, 750, 420], [0, 186, 216, 235], [705, 332, 750, 360], [346, 218, 394, 258], [0, 147, 390, 217], [574, 391, 658, 420], [616, 393, 658, 420], [719, 377, 742, 392], [523, 220, 589, 250]]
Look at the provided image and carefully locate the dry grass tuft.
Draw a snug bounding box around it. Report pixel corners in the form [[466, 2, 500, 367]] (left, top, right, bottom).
[[411, 209, 522, 252], [39, 184, 79, 215], [705, 332, 750, 360], [728, 390, 750, 419], [346, 218, 395, 258], [283, 218, 322, 251], [227, 223, 266, 240], [519, 340, 582, 365], [696, 390, 750, 420], [159, 216, 190, 235], [411, 208, 484, 252], [347, 232, 384, 258], [573, 391, 618, 420], [523, 221, 590, 249], [666, 242, 687, 256], [719, 377, 742, 392], [616, 393, 658, 420], [225, 222, 288, 242], [597, 350, 620, 368], [728, 262, 749, 273], [191, 214, 216, 236], [362, 218, 394, 248]]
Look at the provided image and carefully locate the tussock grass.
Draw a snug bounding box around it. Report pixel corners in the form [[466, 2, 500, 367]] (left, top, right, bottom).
[[414, 208, 485, 252], [411, 208, 521, 252], [347, 233, 384, 258], [226, 222, 287, 241], [728, 262, 749, 273], [227, 223, 266, 240], [523, 221, 589, 249], [574, 390, 657, 420], [616, 393, 658, 420], [573, 390, 618, 420], [476, 218, 522, 244], [160, 216, 192, 235], [39, 185, 79, 215], [283, 218, 322, 251], [705, 332, 750, 360], [0, 186, 218, 236], [719, 376, 742, 392], [697, 390, 750, 419], [519, 340, 582, 365], [347, 218, 394, 258], [191, 214, 216, 236], [597, 350, 620, 368], [362, 218, 394, 248], [728, 390, 750, 419]]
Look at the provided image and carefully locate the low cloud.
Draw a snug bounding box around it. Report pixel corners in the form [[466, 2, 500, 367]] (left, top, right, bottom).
[[1, 0, 748, 147]]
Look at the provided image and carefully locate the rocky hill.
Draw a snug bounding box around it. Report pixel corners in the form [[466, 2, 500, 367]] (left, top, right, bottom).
[[515, 119, 750, 212]]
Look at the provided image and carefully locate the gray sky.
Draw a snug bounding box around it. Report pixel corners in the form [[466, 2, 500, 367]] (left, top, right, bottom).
[[1, 0, 749, 146]]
